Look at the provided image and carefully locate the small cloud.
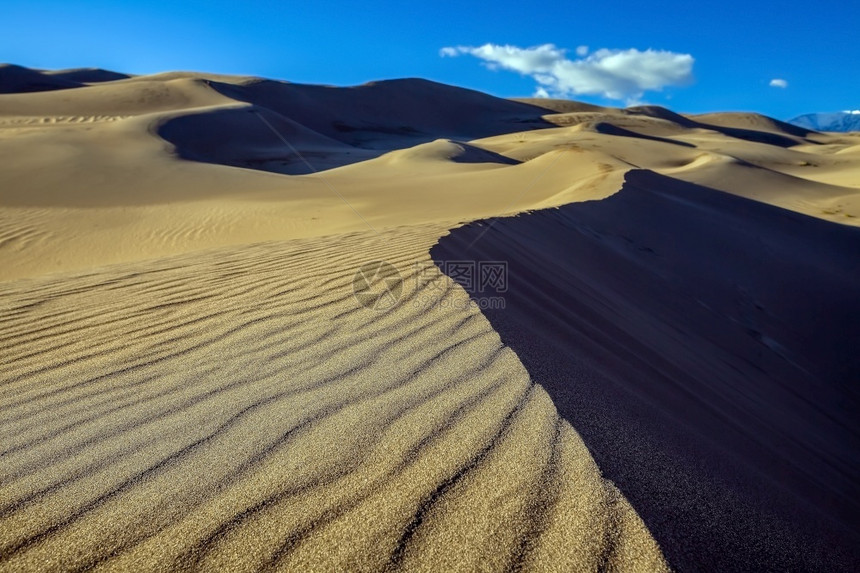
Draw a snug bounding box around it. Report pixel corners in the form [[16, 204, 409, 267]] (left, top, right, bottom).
[[440, 43, 694, 102], [769, 78, 788, 88], [534, 87, 550, 98], [845, 109, 860, 114]]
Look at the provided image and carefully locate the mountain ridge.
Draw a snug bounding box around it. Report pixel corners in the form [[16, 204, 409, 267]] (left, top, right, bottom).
[[789, 111, 860, 132]]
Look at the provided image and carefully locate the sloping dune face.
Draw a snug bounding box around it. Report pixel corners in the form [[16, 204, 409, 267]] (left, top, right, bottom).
[[2, 66, 860, 281], [2, 65, 860, 572], [0, 64, 129, 93], [432, 171, 860, 572], [0, 226, 667, 572]]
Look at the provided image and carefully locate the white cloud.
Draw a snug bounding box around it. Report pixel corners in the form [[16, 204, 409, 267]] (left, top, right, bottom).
[[534, 87, 550, 98], [769, 78, 788, 88], [440, 43, 694, 102], [844, 110, 860, 114]]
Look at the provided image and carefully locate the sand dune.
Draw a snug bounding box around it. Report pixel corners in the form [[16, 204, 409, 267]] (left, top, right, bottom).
[[1, 65, 858, 283], [432, 170, 860, 571], [688, 111, 816, 138], [0, 226, 667, 572], [158, 104, 376, 174], [0, 64, 84, 93], [0, 77, 231, 117], [207, 77, 553, 147], [42, 68, 131, 84], [1, 65, 859, 571], [0, 64, 130, 93]]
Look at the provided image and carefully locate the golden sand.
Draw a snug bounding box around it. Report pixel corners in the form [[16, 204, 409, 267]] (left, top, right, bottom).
[[2, 67, 859, 571], [0, 226, 666, 572]]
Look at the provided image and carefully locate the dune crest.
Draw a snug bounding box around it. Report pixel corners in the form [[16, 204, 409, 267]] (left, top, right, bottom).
[[2, 65, 859, 281], [0, 226, 667, 572], [2, 66, 860, 571], [432, 170, 860, 571]]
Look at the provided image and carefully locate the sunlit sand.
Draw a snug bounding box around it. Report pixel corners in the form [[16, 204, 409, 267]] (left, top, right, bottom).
[[1, 65, 858, 571]]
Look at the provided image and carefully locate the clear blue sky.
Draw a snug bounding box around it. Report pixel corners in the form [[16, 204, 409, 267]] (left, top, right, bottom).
[[3, 0, 857, 119]]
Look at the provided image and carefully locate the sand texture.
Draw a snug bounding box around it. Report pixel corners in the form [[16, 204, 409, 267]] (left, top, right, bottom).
[[433, 170, 860, 571], [1, 65, 859, 571], [0, 226, 667, 572]]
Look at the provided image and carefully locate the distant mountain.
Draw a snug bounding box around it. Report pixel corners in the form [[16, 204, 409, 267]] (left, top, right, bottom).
[[788, 111, 860, 132]]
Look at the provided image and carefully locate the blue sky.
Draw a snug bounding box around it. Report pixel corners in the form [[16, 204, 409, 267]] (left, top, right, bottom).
[[3, 0, 857, 119]]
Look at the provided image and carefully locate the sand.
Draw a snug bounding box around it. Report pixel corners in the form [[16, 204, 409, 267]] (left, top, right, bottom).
[[1, 65, 859, 571], [433, 170, 860, 571], [0, 226, 667, 572]]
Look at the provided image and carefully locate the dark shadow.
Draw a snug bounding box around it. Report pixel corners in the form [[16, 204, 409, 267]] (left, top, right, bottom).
[[0, 63, 82, 93], [162, 77, 555, 174], [206, 77, 557, 151], [624, 105, 701, 127], [691, 113, 820, 138], [158, 105, 521, 175], [594, 122, 696, 147], [0, 64, 129, 93], [45, 68, 130, 84], [431, 170, 860, 572], [624, 105, 807, 147], [445, 141, 521, 165], [695, 122, 804, 147], [157, 105, 381, 175]]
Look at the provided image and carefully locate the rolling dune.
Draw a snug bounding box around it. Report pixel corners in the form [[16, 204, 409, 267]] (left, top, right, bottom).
[[0, 226, 667, 572], [2, 65, 859, 282], [1, 66, 860, 571], [432, 171, 860, 571]]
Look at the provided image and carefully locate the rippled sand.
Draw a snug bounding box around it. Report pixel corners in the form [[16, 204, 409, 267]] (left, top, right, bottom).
[[0, 225, 667, 572], [3, 65, 860, 571]]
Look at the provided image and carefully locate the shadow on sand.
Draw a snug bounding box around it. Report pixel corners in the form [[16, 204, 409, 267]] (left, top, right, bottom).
[[431, 170, 860, 572]]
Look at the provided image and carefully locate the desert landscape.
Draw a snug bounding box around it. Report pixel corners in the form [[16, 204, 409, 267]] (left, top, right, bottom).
[[1, 64, 858, 572]]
